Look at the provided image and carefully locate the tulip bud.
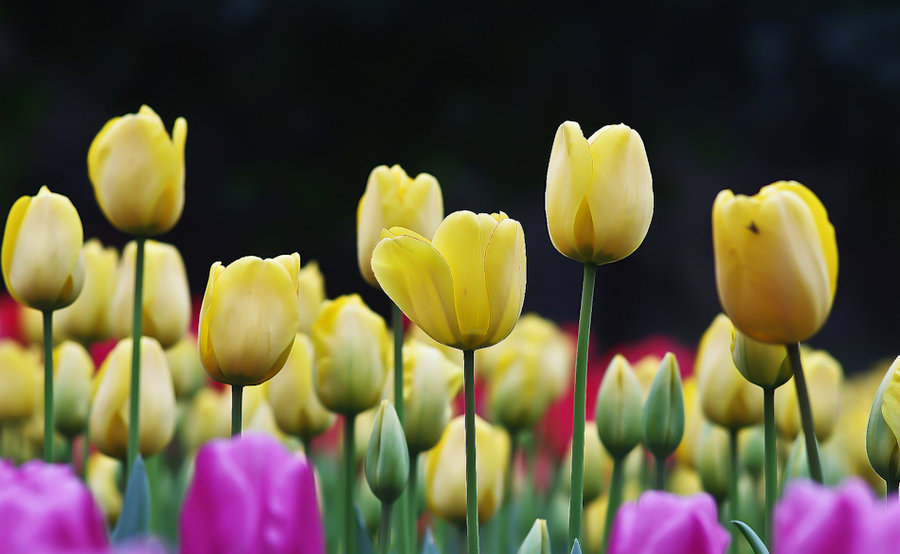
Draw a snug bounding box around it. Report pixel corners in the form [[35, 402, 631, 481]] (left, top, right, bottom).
[[181, 387, 230, 453], [312, 295, 389, 415], [401, 341, 462, 453], [87, 105, 186, 236], [267, 333, 336, 440], [53, 341, 94, 439], [517, 519, 551, 554], [869, 357, 900, 483], [2, 186, 85, 311], [595, 355, 643, 458], [55, 239, 118, 344], [166, 336, 205, 400], [545, 121, 653, 265], [89, 337, 176, 458], [110, 240, 190, 349], [563, 421, 612, 504], [775, 348, 843, 441], [86, 453, 123, 524], [365, 400, 409, 504], [297, 261, 326, 334], [357, 164, 444, 286], [695, 424, 731, 501], [642, 353, 685, 460], [731, 330, 792, 389], [0, 340, 39, 422], [199, 254, 300, 386]]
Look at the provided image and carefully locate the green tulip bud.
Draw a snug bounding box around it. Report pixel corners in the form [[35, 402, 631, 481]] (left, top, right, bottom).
[[517, 519, 551, 554], [641, 352, 685, 460], [365, 400, 410, 504], [867, 358, 900, 482], [595, 355, 643, 458], [696, 423, 730, 501], [731, 330, 792, 389]]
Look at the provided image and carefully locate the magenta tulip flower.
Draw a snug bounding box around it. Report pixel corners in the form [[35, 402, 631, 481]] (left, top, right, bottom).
[[179, 433, 324, 554], [0, 459, 109, 553], [608, 490, 730, 554]]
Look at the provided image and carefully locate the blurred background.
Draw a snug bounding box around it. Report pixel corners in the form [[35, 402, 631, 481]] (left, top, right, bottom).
[[1, 2, 898, 372]]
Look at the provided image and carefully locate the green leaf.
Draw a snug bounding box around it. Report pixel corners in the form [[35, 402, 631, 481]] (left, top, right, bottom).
[[422, 528, 440, 554], [355, 505, 374, 554], [731, 520, 769, 554], [571, 539, 583, 554], [111, 456, 150, 544]]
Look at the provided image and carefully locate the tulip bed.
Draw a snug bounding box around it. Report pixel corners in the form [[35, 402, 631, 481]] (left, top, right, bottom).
[[0, 107, 898, 554]]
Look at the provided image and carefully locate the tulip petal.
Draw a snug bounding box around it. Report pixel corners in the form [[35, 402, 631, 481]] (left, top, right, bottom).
[[0, 195, 30, 303], [483, 217, 526, 347], [198, 263, 227, 383], [546, 121, 593, 261]]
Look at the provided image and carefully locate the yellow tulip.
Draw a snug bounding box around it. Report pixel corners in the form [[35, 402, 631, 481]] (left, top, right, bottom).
[[166, 335, 205, 400], [425, 414, 509, 523], [400, 340, 463, 453], [545, 121, 653, 264], [53, 341, 94, 438], [582, 495, 609, 554], [199, 253, 300, 386], [775, 348, 843, 441], [371, 210, 526, 350], [267, 333, 336, 439], [0, 340, 39, 422], [297, 261, 326, 335], [89, 337, 176, 458], [357, 164, 444, 286], [110, 240, 190, 348], [731, 329, 792, 389], [181, 387, 230, 452], [563, 421, 612, 504], [632, 354, 661, 400], [54, 239, 118, 344], [87, 105, 187, 236], [695, 314, 762, 430], [674, 376, 704, 467], [712, 181, 837, 344], [2, 186, 85, 311], [668, 464, 703, 496], [312, 295, 389, 415], [87, 453, 123, 524]]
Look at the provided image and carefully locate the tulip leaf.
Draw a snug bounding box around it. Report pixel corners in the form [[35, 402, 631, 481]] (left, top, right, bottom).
[[355, 505, 374, 554], [111, 456, 151, 544], [730, 520, 769, 554], [571, 539, 583, 554], [422, 528, 439, 554]]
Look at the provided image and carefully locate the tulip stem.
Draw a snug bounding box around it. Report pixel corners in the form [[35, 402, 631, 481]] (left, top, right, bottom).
[[379, 502, 393, 554], [126, 237, 146, 475], [344, 413, 357, 554], [601, 457, 625, 553], [390, 303, 409, 554], [653, 455, 666, 490], [42, 310, 54, 462], [498, 432, 519, 554], [763, 387, 776, 546], [568, 262, 596, 550], [408, 452, 418, 551], [231, 385, 243, 436], [463, 349, 479, 554], [786, 343, 823, 484], [728, 429, 739, 554]]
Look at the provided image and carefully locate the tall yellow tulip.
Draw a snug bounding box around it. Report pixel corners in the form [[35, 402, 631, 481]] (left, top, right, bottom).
[[55, 239, 118, 344], [0, 340, 39, 422], [267, 333, 336, 440]]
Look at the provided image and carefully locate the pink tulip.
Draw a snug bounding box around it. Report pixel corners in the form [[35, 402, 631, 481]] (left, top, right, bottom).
[[179, 433, 324, 554], [608, 490, 730, 554]]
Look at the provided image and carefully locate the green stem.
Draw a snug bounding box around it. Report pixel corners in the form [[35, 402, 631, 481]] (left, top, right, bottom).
[[379, 502, 393, 554], [763, 387, 776, 547], [301, 436, 312, 457], [654, 455, 666, 490], [390, 303, 408, 554], [126, 237, 146, 474], [786, 343, 823, 484], [463, 349, 479, 554], [568, 262, 596, 550], [42, 310, 54, 462], [601, 457, 625, 553], [344, 414, 357, 554], [728, 429, 739, 554], [409, 452, 419, 551], [886, 479, 898, 503], [231, 385, 243, 436], [498, 432, 519, 554]]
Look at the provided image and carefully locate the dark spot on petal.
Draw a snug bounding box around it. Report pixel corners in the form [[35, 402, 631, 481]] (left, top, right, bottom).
[[747, 221, 759, 234]]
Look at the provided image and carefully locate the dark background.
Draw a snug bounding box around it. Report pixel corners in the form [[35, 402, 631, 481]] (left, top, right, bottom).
[[2, 3, 899, 372]]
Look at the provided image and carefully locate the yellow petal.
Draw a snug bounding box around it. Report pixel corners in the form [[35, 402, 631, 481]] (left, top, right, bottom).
[[483, 217, 527, 347], [545, 121, 593, 261], [198, 263, 226, 383]]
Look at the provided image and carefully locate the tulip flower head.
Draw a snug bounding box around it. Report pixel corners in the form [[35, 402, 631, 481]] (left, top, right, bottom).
[[267, 333, 336, 440], [872, 356, 900, 482], [297, 261, 326, 335], [166, 335, 206, 400], [365, 400, 410, 504], [55, 238, 118, 344], [731, 329, 792, 389], [86, 453, 123, 524], [53, 341, 94, 439], [400, 340, 463, 453], [642, 353, 685, 460], [0, 340, 39, 423], [518, 519, 551, 554], [182, 387, 231, 453], [595, 355, 644, 458], [776, 347, 843, 440]]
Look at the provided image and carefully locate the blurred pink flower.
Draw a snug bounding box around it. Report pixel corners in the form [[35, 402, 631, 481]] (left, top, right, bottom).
[[179, 433, 324, 554], [608, 490, 729, 554]]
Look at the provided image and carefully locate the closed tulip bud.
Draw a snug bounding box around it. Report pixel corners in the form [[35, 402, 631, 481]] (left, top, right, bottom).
[[695, 424, 731, 501], [297, 261, 326, 334], [365, 400, 409, 504], [425, 414, 510, 522], [89, 337, 176, 458], [110, 240, 190, 348], [313, 295, 389, 415], [87, 105, 186, 236], [642, 353, 685, 460], [401, 341, 463, 453], [2, 186, 85, 311], [0, 340, 39, 422], [696, 314, 762, 430], [517, 519, 551, 554], [731, 329, 792, 389], [181, 388, 230, 452], [166, 336, 205, 400], [595, 355, 643, 458], [372, 210, 526, 350], [86, 453, 123, 524], [199, 253, 300, 386], [712, 181, 837, 344], [870, 356, 900, 482], [55, 239, 118, 344], [775, 348, 843, 440], [545, 121, 653, 264], [563, 422, 612, 504], [53, 341, 94, 439], [357, 164, 444, 286], [267, 333, 335, 440]]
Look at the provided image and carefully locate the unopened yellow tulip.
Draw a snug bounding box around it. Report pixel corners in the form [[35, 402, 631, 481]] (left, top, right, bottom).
[[166, 336, 205, 400], [312, 295, 389, 415], [89, 337, 176, 458], [425, 414, 510, 522], [181, 387, 230, 452], [545, 122, 653, 264], [775, 348, 843, 440], [695, 314, 762, 430], [357, 164, 444, 286], [55, 239, 118, 344], [87, 453, 123, 524], [87, 105, 187, 236], [0, 340, 39, 422], [110, 240, 190, 348], [400, 340, 462, 453], [297, 261, 326, 334], [53, 341, 94, 438], [2, 186, 85, 311], [267, 333, 336, 439], [731, 330, 792, 389], [199, 253, 300, 386], [372, 210, 526, 350], [712, 181, 837, 344]]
